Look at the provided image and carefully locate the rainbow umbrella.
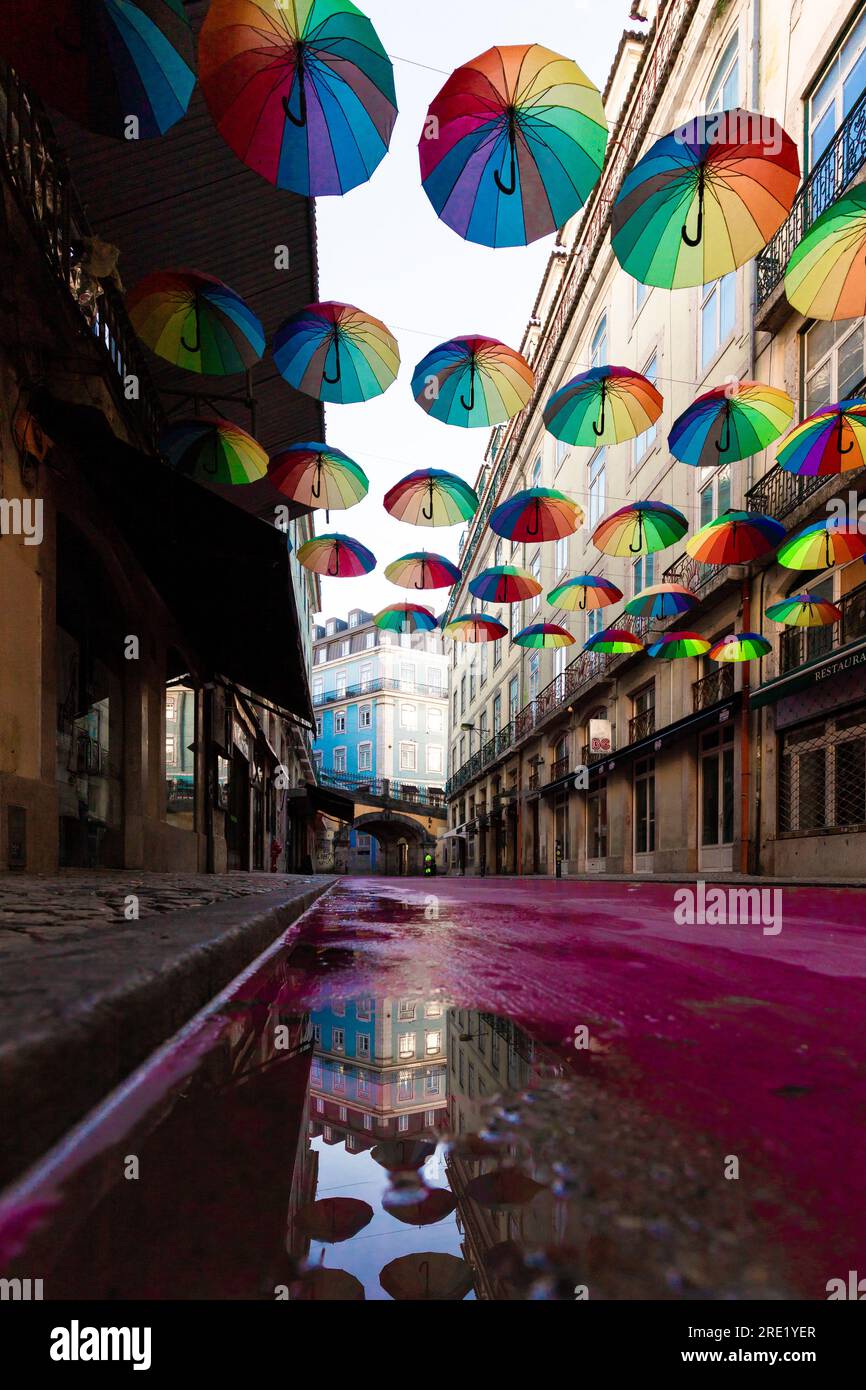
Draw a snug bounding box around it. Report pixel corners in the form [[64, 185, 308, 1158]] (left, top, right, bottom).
[[784, 184, 866, 321], [625, 583, 697, 619], [384, 470, 478, 527], [411, 336, 534, 428], [199, 0, 397, 198], [444, 613, 508, 643], [543, 366, 662, 446], [160, 417, 268, 484], [0, 1, 196, 140], [469, 566, 540, 604], [547, 574, 622, 611], [669, 382, 794, 468], [490, 487, 583, 542], [686, 510, 785, 565], [646, 631, 710, 659], [419, 43, 607, 248], [296, 532, 375, 577], [267, 443, 368, 510], [592, 501, 687, 557], [273, 301, 399, 404], [514, 622, 574, 648], [128, 270, 264, 375], [374, 603, 437, 634], [384, 552, 461, 590], [776, 399, 866, 476], [777, 520, 866, 571], [709, 633, 771, 663], [765, 592, 842, 627], [611, 109, 799, 287], [584, 627, 644, 655]]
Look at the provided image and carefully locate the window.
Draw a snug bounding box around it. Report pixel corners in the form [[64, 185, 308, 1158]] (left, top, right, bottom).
[[427, 706, 443, 733], [588, 448, 606, 528], [554, 532, 569, 576], [358, 741, 372, 771], [493, 692, 502, 735], [469, 663, 477, 702], [706, 31, 739, 113], [529, 652, 540, 701], [165, 733, 177, 764], [591, 315, 607, 368], [509, 676, 520, 721], [699, 464, 732, 527], [427, 745, 443, 773], [453, 688, 459, 725], [364, 631, 375, 649], [356, 999, 372, 1022], [400, 702, 417, 729], [632, 554, 655, 595], [399, 741, 417, 771], [805, 320, 865, 416], [459, 735, 466, 765], [633, 353, 657, 463], [493, 634, 502, 667], [398, 1032, 416, 1058], [531, 455, 542, 488], [359, 703, 372, 729], [700, 274, 736, 369], [312, 1024, 321, 1044], [809, 9, 866, 172], [780, 711, 866, 833], [634, 276, 649, 315], [494, 537, 504, 567], [555, 436, 569, 471], [460, 674, 466, 714], [359, 663, 373, 691], [587, 783, 608, 859], [427, 668, 442, 694], [634, 756, 656, 854], [313, 677, 323, 700], [425, 1030, 441, 1055], [479, 646, 488, 687], [334, 711, 346, 734], [332, 1027, 345, 1053], [479, 710, 488, 744], [633, 682, 656, 718], [333, 747, 347, 772], [398, 1070, 414, 1099], [554, 643, 568, 682], [335, 671, 347, 697], [530, 552, 541, 614], [357, 1033, 370, 1058], [315, 717, 323, 738], [398, 999, 416, 1021], [349, 610, 361, 627], [400, 662, 416, 688], [425, 1001, 443, 1018]]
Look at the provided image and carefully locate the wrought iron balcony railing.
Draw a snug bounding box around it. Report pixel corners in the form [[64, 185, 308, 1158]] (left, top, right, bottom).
[[745, 377, 866, 522], [628, 708, 656, 744], [549, 755, 570, 782], [313, 676, 446, 706], [693, 665, 734, 712], [317, 768, 445, 810], [778, 581, 866, 674]]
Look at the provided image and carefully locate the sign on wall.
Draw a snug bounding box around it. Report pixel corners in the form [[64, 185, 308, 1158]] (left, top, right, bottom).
[[588, 719, 612, 755]]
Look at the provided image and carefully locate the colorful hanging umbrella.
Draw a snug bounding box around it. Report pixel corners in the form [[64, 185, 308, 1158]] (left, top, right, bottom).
[[411, 336, 534, 428], [777, 520, 866, 571], [784, 184, 866, 321], [294, 1197, 373, 1242], [199, 0, 397, 197], [0, 2, 196, 140], [514, 622, 575, 648], [292, 1265, 365, 1300], [669, 382, 794, 468], [384, 552, 462, 590], [490, 487, 583, 542], [160, 417, 268, 484], [371, 1139, 436, 1172], [444, 613, 508, 643], [273, 301, 399, 404], [128, 270, 264, 375], [419, 43, 608, 248], [584, 627, 644, 655], [624, 582, 697, 620], [373, 603, 438, 634], [646, 631, 710, 659], [611, 109, 799, 287], [383, 1184, 457, 1228], [384, 470, 478, 527], [592, 501, 687, 557], [380, 1252, 473, 1301], [267, 443, 368, 510], [776, 399, 866, 476], [469, 565, 540, 604], [543, 366, 662, 446], [547, 574, 623, 612], [709, 632, 771, 663], [296, 532, 375, 577], [765, 592, 842, 627], [686, 510, 785, 564]]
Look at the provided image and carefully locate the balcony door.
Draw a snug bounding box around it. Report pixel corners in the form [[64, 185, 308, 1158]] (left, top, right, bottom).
[[699, 725, 735, 871]]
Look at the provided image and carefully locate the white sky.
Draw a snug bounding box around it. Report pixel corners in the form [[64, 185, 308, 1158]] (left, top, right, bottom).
[[314, 0, 630, 621]]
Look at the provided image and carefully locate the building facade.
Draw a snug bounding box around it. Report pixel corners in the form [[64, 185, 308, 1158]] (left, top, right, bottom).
[[445, 0, 866, 882]]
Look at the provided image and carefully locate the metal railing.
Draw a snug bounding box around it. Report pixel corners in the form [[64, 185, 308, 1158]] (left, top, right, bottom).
[[745, 377, 866, 522], [317, 767, 446, 809], [582, 740, 615, 766], [778, 581, 866, 674], [757, 86, 866, 306], [628, 708, 656, 743], [693, 665, 734, 711], [313, 676, 446, 706], [550, 755, 570, 782]]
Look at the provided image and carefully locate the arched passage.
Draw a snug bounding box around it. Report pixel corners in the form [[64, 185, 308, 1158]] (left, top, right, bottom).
[[352, 810, 436, 876]]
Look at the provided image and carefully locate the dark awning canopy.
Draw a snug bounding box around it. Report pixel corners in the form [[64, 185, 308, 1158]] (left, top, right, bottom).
[[33, 390, 313, 721], [588, 695, 741, 776], [750, 639, 866, 708]]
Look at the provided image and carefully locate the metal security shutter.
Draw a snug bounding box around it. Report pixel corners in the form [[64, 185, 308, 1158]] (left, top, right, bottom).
[[779, 708, 866, 833]]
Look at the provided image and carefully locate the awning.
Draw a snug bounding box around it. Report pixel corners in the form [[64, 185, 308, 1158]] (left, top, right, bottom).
[[588, 694, 741, 775], [286, 784, 355, 822], [750, 638, 866, 708], [32, 390, 314, 721]]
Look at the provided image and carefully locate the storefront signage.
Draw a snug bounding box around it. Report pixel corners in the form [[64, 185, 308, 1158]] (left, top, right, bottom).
[[588, 718, 612, 755], [813, 648, 866, 684]]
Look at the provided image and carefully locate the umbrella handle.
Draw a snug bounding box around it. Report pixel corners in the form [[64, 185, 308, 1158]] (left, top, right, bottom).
[[714, 399, 732, 454], [592, 380, 607, 437], [327, 543, 339, 578], [415, 556, 426, 590], [323, 332, 341, 385], [422, 481, 434, 522], [312, 461, 322, 500], [419, 1258, 431, 1296], [282, 51, 308, 128], [526, 496, 540, 538], [628, 511, 644, 554], [460, 362, 476, 413], [579, 592, 587, 611], [681, 168, 705, 247], [181, 301, 201, 355], [837, 413, 854, 455], [493, 117, 517, 196]]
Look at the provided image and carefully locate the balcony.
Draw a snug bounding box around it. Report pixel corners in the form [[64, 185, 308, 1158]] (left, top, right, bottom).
[[757, 87, 866, 308], [581, 739, 615, 766], [550, 755, 570, 782], [317, 768, 446, 814], [778, 582, 866, 674], [313, 676, 445, 706], [628, 708, 656, 743], [745, 376, 866, 523], [693, 665, 734, 712]]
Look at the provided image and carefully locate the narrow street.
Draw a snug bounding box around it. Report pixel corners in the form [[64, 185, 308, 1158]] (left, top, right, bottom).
[[3, 877, 864, 1301]]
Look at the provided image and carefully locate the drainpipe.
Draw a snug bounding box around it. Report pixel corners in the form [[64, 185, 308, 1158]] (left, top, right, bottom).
[[740, 578, 752, 875]]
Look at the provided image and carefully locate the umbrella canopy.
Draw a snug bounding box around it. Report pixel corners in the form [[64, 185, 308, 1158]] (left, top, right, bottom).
[[294, 1196, 373, 1243], [380, 1252, 473, 1301], [292, 1265, 365, 1299], [686, 510, 785, 565], [419, 43, 607, 248], [382, 1184, 457, 1227], [199, 0, 397, 197], [128, 270, 265, 375], [709, 632, 771, 662], [490, 487, 583, 542], [469, 565, 541, 604], [611, 109, 799, 287], [584, 627, 644, 655], [765, 592, 842, 627], [267, 443, 368, 510], [373, 603, 438, 634], [514, 622, 575, 648], [592, 501, 688, 557], [669, 382, 794, 468], [371, 1139, 436, 1172], [384, 470, 479, 527], [646, 631, 710, 659], [296, 533, 375, 577], [160, 417, 268, 485], [777, 520, 866, 571], [273, 301, 400, 404], [384, 552, 461, 590], [0, 1, 196, 140], [547, 574, 623, 611], [543, 366, 663, 446], [784, 184, 866, 321], [776, 399, 866, 476], [411, 335, 534, 428], [464, 1168, 545, 1210], [444, 613, 508, 643], [625, 582, 697, 620]]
